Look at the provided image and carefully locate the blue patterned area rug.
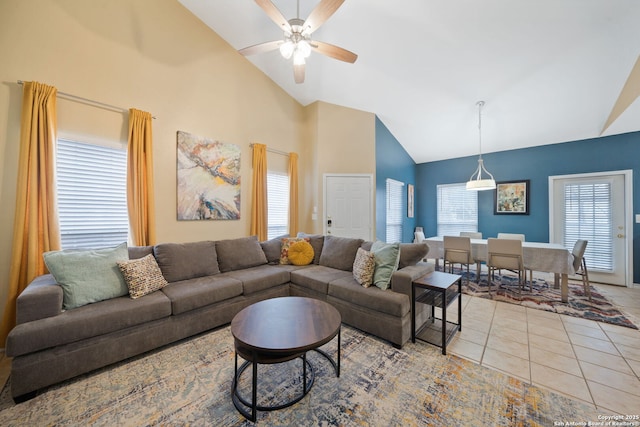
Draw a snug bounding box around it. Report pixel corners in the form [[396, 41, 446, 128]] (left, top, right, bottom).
[[457, 269, 637, 329], [0, 325, 600, 426]]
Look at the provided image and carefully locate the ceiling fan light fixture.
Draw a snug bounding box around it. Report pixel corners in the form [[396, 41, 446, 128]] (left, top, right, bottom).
[[239, 0, 357, 84], [293, 50, 306, 65], [279, 40, 294, 59], [297, 40, 311, 58], [466, 101, 496, 191]]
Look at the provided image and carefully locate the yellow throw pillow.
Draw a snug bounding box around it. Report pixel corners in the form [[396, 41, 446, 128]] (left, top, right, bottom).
[[280, 237, 308, 264], [287, 240, 315, 266]]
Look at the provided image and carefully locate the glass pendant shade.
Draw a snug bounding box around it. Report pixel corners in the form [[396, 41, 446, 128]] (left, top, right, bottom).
[[279, 41, 294, 59], [293, 49, 306, 65], [297, 40, 311, 58]]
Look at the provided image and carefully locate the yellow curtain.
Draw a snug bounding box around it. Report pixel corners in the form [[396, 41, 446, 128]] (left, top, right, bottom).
[[288, 152, 299, 236], [0, 81, 61, 343], [127, 109, 156, 246], [250, 143, 267, 241]]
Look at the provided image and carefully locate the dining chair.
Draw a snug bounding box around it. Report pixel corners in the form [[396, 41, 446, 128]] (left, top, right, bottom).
[[571, 239, 592, 300], [497, 233, 525, 241], [487, 238, 526, 295], [496, 233, 532, 285], [460, 231, 482, 239], [443, 236, 473, 284], [459, 232, 482, 275]]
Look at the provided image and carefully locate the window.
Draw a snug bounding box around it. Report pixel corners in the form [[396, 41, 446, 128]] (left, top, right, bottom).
[[267, 171, 289, 239], [437, 183, 478, 236], [386, 178, 404, 243], [56, 139, 129, 249], [563, 182, 612, 271]]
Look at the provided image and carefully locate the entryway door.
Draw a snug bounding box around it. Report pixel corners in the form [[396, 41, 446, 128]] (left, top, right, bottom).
[[549, 170, 632, 286], [324, 174, 373, 241]]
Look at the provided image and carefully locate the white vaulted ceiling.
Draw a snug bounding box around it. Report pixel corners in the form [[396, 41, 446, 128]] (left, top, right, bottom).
[[178, 0, 640, 163]]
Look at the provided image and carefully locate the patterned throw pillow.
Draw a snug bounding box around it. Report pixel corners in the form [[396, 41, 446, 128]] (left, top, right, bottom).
[[352, 248, 376, 287], [117, 254, 169, 299], [279, 237, 309, 265], [287, 240, 315, 266]]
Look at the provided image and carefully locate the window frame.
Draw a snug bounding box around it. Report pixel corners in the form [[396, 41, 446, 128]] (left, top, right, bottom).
[[436, 183, 478, 237], [385, 178, 404, 243], [266, 170, 290, 240], [56, 138, 129, 249]]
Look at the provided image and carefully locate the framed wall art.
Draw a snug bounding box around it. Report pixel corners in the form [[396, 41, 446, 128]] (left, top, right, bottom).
[[494, 180, 529, 215], [176, 130, 241, 220], [407, 184, 414, 218]]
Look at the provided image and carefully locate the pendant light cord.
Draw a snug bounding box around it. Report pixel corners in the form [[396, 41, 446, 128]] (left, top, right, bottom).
[[477, 100, 485, 159]]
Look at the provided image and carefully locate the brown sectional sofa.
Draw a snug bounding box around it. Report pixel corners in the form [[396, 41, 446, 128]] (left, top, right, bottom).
[[5, 234, 432, 401]]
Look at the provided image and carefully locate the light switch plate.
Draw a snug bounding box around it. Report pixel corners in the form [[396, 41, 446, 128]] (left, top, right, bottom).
[[636, 214, 640, 223]]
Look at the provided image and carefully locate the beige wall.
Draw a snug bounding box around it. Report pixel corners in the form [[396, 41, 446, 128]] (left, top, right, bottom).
[[302, 101, 376, 234], [0, 0, 376, 324]]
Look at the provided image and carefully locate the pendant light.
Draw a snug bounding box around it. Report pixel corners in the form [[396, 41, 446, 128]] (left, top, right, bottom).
[[466, 101, 496, 191]]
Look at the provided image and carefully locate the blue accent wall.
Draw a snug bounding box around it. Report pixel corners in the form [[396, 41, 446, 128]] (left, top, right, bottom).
[[375, 117, 417, 243], [415, 131, 640, 282]]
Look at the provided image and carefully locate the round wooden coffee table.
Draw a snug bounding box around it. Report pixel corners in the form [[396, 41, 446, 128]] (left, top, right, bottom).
[[230, 297, 341, 421]]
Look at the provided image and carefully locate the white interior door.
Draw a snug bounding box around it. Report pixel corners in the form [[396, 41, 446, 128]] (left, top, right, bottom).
[[550, 171, 631, 286], [324, 174, 373, 241]]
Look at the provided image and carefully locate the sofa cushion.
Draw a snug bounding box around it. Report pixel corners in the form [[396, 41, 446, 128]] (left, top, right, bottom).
[[216, 235, 268, 272], [43, 242, 130, 310], [117, 254, 169, 299], [224, 265, 291, 295], [128, 245, 153, 260], [328, 275, 410, 318], [6, 291, 172, 357], [290, 265, 352, 295], [371, 241, 401, 290], [297, 233, 324, 264], [319, 235, 364, 271], [260, 235, 288, 264], [154, 241, 219, 283], [288, 241, 315, 266], [161, 275, 243, 315], [352, 248, 375, 287], [398, 242, 429, 269]]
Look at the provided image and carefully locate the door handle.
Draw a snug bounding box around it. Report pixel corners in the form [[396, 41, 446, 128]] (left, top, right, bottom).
[[617, 233, 625, 238]]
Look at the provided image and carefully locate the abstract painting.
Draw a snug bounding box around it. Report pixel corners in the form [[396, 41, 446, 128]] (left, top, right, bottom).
[[176, 131, 240, 220], [494, 180, 529, 215]]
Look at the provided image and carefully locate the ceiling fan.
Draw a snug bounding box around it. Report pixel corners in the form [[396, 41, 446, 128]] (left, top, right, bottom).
[[239, 0, 358, 84]]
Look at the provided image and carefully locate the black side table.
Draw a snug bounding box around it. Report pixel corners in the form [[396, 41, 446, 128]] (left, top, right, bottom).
[[411, 271, 462, 355]]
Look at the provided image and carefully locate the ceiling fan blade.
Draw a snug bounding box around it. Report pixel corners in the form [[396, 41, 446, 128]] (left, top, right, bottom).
[[238, 40, 282, 56], [311, 41, 357, 63], [255, 0, 291, 32], [294, 62, 305, 84], [304, 0, 344, 34]]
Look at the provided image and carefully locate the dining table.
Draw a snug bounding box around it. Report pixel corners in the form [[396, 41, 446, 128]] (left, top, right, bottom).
[[424, 236, 576, 302]]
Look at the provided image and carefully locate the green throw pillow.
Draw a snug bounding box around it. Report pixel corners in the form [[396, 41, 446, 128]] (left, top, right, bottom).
[[371, 240, 400, 290], [43, 242, 129, 310]]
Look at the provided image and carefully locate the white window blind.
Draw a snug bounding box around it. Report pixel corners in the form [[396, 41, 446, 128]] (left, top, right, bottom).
[[437, 183, 478, 236], [56, 139, 129, 249], [267, 171, 289, 239], [563, 182, 612, 271], [386, 179, 404, 243]]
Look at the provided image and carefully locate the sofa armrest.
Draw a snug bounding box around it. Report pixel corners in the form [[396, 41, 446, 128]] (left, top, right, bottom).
[[390, 262, 435, 298], [16, 274, 63, 325]]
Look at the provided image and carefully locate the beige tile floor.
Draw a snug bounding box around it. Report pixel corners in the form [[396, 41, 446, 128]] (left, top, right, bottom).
[[446, 280, 640, 414]]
